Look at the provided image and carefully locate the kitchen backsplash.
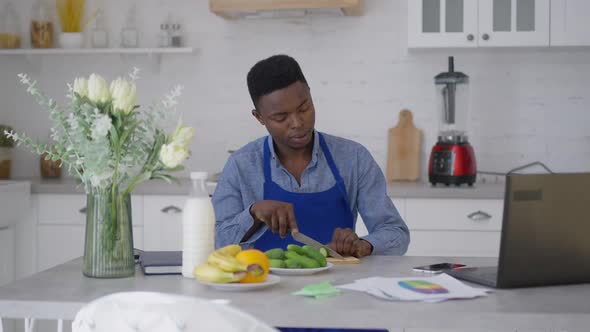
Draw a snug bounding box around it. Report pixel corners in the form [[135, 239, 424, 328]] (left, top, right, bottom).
[[1, 0, 589, 180]]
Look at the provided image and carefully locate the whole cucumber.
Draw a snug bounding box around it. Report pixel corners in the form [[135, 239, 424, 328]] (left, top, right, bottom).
[[286, 244, 304, 255], [269, 259, 286, 268], [302, 245, 327, 267], [285, 259, 303, 269], [265, 248, 285, 260], [285, 250, 321, 268]]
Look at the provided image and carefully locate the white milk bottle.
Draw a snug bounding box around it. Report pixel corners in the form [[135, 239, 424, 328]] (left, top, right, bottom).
[[182, 171, 215, 278]]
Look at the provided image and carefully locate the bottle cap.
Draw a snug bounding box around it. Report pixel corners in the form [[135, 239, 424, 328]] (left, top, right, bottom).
[[190, 171, 208, 180]]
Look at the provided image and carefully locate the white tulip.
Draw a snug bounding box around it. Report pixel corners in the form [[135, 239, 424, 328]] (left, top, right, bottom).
[[110, 78, 137, 114], [169, 123, 194, 149], [73, 77, 88, 98], [159, 143, 189, 168], [87, 74, 111, 104]]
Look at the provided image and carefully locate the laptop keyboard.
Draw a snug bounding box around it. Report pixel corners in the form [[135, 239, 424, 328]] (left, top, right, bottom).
[[447, 267, 498, 288]]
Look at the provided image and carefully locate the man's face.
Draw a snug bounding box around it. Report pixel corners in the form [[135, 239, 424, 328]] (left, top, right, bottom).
[[253, 81, 316, 151]]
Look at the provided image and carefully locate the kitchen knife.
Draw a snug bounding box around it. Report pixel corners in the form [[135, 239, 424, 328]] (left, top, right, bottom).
[[291, 230, 344, 259]]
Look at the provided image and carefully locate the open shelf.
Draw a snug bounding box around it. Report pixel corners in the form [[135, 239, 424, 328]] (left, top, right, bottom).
[[0, 47, 195, 55]]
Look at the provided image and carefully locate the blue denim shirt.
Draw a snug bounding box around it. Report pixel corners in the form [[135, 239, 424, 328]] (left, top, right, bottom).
[[212, 131, 410, 255]]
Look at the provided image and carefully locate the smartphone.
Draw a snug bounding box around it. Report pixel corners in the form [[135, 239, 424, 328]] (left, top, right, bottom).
[[412, 262, 466, 273]]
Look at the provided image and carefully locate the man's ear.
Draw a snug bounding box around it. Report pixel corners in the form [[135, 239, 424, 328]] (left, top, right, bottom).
[[252, 109, 265, 126]]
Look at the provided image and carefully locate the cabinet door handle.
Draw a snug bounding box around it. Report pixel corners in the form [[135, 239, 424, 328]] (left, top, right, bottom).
[[161, 205, 182, 214], [467, 210, 492, 221], [79, 207, 87, 214], [482, 33, 490, 41], [467, 33, 474, 41]]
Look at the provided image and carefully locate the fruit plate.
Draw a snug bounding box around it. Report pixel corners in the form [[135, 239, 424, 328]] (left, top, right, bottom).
[[270, 263, 333, 276], [197, 274, 280, 292]]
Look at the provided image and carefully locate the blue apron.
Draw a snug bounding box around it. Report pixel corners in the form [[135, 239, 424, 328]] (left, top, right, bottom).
[[253, 133, 354, 251]]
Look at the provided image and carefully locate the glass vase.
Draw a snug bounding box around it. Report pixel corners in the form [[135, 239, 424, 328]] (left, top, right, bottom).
[[83, 190, 135, 278]]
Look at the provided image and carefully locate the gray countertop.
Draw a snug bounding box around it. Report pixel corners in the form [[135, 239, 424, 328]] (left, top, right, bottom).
[[0, 256, 588, 330], [15, 177, 506, 199]]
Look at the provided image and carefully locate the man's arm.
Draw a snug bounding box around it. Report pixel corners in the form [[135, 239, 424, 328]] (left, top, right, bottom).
[[212, 157, 260, 248], [355, 146, 410, 255]]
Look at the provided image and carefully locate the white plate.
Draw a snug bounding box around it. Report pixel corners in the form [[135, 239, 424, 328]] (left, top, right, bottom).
[[270, 263, 333, 276], [198, 274, 280, 292]]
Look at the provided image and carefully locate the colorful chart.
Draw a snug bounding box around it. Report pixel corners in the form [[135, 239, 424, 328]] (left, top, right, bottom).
[[398, 280, 449, 294]]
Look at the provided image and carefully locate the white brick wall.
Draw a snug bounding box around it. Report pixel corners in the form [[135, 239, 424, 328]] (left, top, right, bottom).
[[1, 0, 589, 180]]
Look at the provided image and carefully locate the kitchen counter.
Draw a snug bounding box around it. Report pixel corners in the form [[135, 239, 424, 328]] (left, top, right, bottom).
[[0, 256, 588, 330], [16, 177, 506, 199]]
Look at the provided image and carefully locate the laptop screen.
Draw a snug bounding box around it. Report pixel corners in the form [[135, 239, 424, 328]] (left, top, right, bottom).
[[496, 173, 590, 288]]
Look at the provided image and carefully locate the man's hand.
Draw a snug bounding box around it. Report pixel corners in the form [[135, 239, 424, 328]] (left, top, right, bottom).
[[327, 227, 373, 258], [249, 200, 298, 238]]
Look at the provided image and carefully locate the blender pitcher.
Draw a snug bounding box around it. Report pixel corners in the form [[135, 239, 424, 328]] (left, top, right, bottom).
[[429, 56, 477, 186], [436, 56, 469, 135]]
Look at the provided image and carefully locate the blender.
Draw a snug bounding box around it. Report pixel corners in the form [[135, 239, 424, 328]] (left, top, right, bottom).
[[428, 56, 477, 186]]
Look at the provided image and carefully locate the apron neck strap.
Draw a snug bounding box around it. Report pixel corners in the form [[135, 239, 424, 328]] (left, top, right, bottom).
[[263, 132, 345, 185], [318, 133, 344, 184], [263, 137, 272, 181]]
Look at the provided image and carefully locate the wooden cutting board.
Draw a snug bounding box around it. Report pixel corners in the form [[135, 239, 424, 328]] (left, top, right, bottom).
[[327, 256, 361, 264], [386, 109, 421, 181]]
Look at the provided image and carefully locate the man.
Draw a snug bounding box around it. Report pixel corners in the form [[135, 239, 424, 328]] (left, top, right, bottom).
[[213, 54, 409, 257]]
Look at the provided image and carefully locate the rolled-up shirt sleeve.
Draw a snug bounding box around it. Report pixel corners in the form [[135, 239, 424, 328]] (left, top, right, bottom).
[[355, 146, 410, 255], [212, 157, 262, 249]]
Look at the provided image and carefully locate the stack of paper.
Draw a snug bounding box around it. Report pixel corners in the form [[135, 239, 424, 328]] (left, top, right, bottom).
[[337, 274, 490, 302]]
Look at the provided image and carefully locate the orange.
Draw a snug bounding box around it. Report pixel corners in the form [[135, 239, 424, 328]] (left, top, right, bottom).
[[235, 249, 270, 283]]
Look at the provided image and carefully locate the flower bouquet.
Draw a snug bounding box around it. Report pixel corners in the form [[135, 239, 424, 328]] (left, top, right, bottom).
[[5, 68, 193, 278]]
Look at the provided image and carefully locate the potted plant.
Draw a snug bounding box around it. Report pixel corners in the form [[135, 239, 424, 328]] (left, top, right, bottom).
[[56, 0, 91, 48], [40, 136, 62, 178], [0, 125, 14, 179]]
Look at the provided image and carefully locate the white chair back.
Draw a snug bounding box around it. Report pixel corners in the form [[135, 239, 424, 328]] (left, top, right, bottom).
[[72, 291, 278, 332]]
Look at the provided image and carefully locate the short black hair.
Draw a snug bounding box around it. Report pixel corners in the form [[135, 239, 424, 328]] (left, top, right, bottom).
[[247, 54, 308, 108]]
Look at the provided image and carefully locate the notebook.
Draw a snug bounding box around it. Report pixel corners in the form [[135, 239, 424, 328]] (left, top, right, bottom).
[[139, 251, 182, 275]]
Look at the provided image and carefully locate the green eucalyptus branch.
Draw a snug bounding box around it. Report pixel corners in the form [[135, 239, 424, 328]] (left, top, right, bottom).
[[17, 74, 88, 185]]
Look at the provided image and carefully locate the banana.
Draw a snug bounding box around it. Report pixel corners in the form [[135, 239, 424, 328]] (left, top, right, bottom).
[[207, 251, 248, 272], [193, 263, 246, 283], [217, 244, 242, 257]]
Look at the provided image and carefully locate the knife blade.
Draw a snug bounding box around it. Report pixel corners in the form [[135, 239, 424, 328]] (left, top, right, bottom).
[[291, 230, 344, 259]]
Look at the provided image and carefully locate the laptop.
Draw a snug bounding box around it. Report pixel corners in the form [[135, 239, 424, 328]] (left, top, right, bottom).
[[447, 173, 590, 288]]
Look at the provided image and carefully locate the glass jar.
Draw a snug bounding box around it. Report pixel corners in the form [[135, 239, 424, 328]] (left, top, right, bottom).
[[158, 23, 170, 47], [30, 0, 54, 48], [171, 23, 183, 47], [120, 4, 138, 48], [0, 2, 22, 49], [91, 9, 108, 48]]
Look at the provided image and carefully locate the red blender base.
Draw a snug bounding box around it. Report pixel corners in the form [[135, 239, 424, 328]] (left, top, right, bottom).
[[428, 142, 477, 186]]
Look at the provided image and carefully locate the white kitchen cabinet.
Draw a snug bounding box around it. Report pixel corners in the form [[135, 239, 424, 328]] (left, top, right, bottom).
[[408, 0, 479, 48], [478, 0, 549, 47], [408, 0, 549, 48], [357, 197, 502, 257], [550, 0, 590, 46], [36, 225, 145, 272], [35, 194, 144, 272], [143, 195, 186, 251], [404, 198, 504, 257], [355, 198, 405, 237], [0, 228, 15, 286]]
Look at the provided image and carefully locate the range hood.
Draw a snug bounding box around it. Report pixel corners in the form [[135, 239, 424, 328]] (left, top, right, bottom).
[[210, 0, 363, 19]]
